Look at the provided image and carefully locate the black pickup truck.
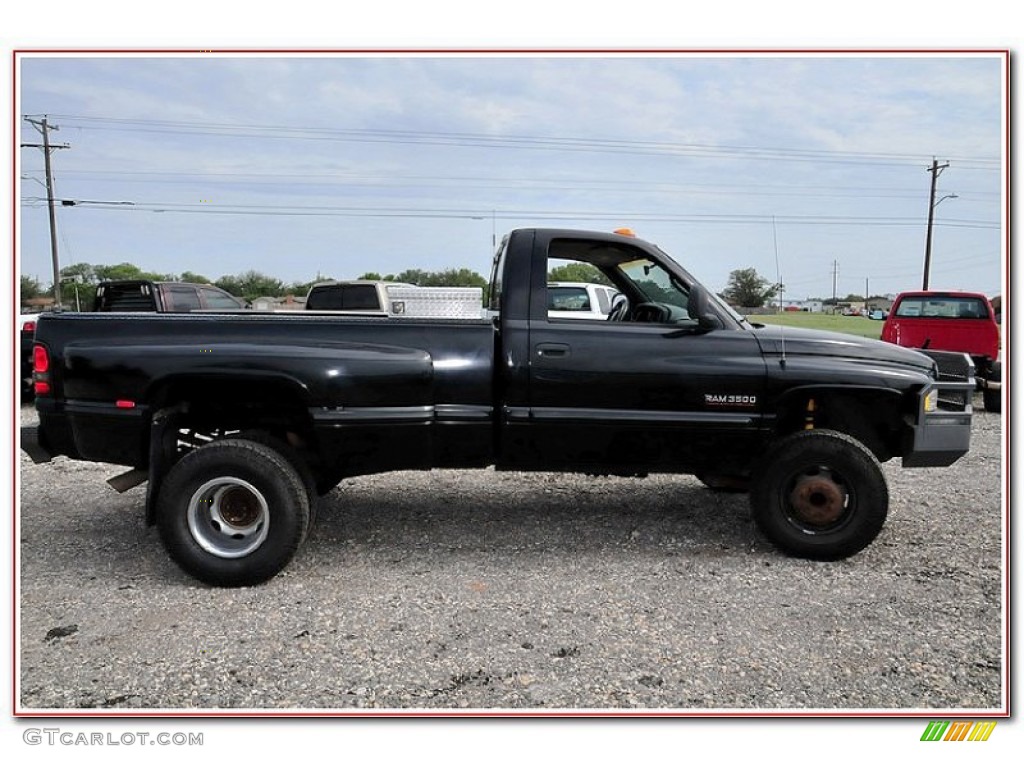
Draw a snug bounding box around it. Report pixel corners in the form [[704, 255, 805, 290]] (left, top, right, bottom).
[[23, 228, 975, 586]]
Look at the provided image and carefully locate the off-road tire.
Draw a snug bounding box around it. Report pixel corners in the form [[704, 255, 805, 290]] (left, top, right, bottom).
[[750, 429, 888, 561]]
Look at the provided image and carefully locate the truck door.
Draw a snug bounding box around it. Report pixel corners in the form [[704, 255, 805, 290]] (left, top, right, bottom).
[[506, 232, 768, 474]]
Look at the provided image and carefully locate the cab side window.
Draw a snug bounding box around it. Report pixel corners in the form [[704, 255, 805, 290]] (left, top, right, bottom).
[[341, 285, 380, 310], [546, 257, 616, 321], [167, 286, 201, 312]]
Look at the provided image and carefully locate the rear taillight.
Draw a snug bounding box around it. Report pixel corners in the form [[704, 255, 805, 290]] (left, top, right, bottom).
[[22, 321, 36, 334], [33, 344, 49, 374], [33, 344, 51, 396]]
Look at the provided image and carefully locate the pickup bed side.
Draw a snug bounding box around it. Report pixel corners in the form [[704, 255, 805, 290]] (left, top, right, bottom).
[[33, 312, 496, 487]]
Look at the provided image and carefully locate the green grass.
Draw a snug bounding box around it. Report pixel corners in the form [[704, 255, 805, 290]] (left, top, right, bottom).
[[753, 312, 884, 340]]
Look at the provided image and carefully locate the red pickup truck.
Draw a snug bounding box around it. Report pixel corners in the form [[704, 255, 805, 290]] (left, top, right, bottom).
[[881, 290, 1001, 412]]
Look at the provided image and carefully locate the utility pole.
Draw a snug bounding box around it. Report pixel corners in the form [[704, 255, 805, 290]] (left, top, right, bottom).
[[922, 158, 952, 291], [22, 116, 70, 308], [831, 259, 839, 312]]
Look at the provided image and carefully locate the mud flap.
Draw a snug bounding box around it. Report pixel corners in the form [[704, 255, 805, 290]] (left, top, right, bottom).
[[145, 407, 183, 525]]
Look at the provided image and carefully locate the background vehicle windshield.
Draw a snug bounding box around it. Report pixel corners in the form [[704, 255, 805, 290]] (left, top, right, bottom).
[[895, 296, 988, 319], [548, 286, 592, 312]]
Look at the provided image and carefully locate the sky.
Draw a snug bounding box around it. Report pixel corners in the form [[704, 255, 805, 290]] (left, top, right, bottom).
[[17, 53, 1005, 301]]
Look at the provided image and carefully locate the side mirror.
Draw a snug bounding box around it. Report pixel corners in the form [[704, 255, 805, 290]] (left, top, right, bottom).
[[689, 284, 724, 331]]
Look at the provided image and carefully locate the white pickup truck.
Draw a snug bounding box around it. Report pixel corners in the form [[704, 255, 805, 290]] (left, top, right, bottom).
[[547, 282, 621, 320]]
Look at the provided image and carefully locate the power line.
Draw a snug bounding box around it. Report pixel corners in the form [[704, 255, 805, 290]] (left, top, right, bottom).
[[18, 197, 1000, 228], [862, 252, 996, 278], [37, 114, 1002, 170], [20, 166, 1003, 201]]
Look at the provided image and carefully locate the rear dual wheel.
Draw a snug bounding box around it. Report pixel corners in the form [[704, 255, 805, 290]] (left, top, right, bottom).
[[750, 430, 888, 561], [231, 429, 320, 523], [156, 439, 311, 587]]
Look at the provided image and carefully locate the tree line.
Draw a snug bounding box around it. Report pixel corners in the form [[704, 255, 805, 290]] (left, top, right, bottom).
[[22, 261, 617, 309], [22, 259, 797, 311], [20, 262, 499, 310]]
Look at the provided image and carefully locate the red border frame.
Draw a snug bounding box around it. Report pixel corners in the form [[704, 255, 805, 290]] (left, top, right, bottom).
[[10, 47, 1012, 719]]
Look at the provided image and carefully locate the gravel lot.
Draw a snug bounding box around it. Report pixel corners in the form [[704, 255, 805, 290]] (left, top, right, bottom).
[[17, 400, 1004, 712]]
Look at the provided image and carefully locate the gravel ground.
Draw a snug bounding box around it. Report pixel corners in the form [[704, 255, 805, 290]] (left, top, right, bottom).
[[17, 399, 1004, 712]]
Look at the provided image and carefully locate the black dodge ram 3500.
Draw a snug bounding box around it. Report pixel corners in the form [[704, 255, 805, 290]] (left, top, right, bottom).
[[22, 228, 975, 586]]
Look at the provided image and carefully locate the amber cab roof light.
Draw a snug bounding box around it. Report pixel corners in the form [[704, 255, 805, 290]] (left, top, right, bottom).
[[613, 227, 637, 237]]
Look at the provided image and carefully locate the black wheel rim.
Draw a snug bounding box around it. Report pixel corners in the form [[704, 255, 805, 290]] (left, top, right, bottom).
[[782, 464, 856, 535]]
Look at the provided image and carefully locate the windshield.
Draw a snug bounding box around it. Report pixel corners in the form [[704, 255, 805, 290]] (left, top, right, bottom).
[[619, 259, 691, 311], [645, 242, 746, 329], [709, 290, 752, 326]]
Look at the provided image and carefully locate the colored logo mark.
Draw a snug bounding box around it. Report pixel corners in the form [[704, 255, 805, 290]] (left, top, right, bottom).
[[921, 721, 997, 742]]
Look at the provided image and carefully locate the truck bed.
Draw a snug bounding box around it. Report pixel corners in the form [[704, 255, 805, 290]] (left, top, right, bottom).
[[34, 311, 497, 475]]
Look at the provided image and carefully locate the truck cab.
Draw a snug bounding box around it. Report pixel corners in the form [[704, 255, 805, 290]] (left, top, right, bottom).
[[494, 230, 764, 475]]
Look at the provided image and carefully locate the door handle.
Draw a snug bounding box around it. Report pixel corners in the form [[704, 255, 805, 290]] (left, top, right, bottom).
[[536, 343, 570, 358]]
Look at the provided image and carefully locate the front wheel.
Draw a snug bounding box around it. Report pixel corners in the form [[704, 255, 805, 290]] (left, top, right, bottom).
[[982, 361, 1001, 413], [156, 439, 311, 587], [750, 430, 888, 561]]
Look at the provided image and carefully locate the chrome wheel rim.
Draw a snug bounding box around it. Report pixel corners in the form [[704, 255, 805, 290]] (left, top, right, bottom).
[[187, 477, 269, 558]]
